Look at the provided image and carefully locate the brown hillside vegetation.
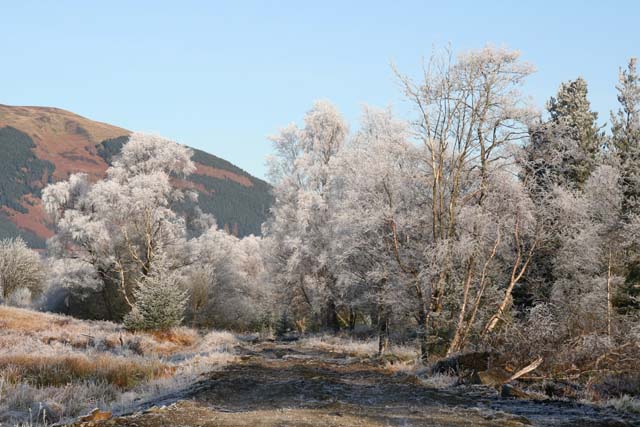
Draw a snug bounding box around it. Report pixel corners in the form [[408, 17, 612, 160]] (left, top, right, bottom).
[[0, 104, 129, 180], [0, 104, 272, 244], [2, 195, 54, 239]]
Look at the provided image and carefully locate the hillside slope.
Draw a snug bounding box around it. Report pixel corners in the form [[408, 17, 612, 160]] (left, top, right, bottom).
[[0, 104, 272, 247]]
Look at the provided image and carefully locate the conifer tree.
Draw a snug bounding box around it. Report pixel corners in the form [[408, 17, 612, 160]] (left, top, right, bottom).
[[124, 271, 188, 331], [611, 58, 640, 314], [611, 58, 640, 213], [546, 77, 603, 186]]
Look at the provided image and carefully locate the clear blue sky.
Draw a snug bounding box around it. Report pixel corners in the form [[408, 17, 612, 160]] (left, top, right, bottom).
[[2, 1, 638, 179]]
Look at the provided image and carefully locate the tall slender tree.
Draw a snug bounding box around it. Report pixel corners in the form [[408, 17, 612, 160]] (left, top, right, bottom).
[[611, 58, 640, 314], [611, 58, 640, 213], [264, 101, 348, 331]]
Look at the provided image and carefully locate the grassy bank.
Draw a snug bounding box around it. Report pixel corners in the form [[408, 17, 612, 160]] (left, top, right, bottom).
[[0, 306, 237, 426]]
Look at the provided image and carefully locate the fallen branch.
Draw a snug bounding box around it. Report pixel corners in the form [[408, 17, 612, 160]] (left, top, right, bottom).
[[508, 356, 543, 382]]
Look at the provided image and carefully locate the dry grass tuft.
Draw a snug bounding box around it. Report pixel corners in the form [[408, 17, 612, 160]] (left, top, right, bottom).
[[0, 305, 58, 333], [0, 354, 170, 389], [297, 334, 419, 360], [0, 306, 238, 426], [150, 327, 199, 347], [419, 372, 459, 389]]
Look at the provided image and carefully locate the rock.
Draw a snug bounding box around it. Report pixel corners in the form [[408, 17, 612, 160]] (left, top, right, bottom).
[[531, 379, 580, 399], [478, 367, 512, 387], [485, 410, 533, 426]]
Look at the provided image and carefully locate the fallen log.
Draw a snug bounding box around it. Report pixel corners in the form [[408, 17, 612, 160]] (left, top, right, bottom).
[[507, 356, 543, 382], [478, 356, 544, 400]]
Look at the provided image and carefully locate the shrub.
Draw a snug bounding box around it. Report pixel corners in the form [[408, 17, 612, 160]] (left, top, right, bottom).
[[0, 237, 45, 303], [124, 272, 188, 331]]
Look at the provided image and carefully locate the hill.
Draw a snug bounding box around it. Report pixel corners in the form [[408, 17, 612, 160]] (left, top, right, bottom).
[[0, 104, 272, 247]]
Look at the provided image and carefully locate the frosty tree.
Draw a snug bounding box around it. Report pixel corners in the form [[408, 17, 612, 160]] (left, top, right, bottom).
[[43, 132, 195, 321], [264, 100, 348, 331], [0, 237, 45, 305], [333, 106, 423, 353], [545, 77, 602, 187], [612, 58, 640, 213], [392, 46, 537, 358]]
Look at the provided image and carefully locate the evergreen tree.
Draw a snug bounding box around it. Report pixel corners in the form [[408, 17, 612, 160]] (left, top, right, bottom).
[[611, 58, 640, 214], [275, 310, 293, 338], [518, 78, 602, 306], [523, 122, 587, 193], [611, 58, 640, 314], [546, 77, 603, 186], [124, 271, 188, 331]]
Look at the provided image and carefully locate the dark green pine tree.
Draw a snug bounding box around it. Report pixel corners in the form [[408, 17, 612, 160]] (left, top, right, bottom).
[[124, 271, 188, 331], [517, 78, 603, 307], [611, 58, 640, 214], [610, 58, 640, 314], [547, 77, 603, 186]]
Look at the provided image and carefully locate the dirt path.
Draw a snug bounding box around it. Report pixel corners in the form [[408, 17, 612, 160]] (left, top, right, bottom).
[[75, 341, 640, 427]]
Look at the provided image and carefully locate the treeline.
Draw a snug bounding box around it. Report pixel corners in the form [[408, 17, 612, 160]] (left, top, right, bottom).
[[264, 48, 640, 369], [1, 47, 639, 378], [0, 133, 273, 332], [0, 126, 55, 247]]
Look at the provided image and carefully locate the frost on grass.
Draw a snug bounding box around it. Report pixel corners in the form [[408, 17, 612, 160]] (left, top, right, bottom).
[[419, 373, 460, 389], [0, 306, 237, 426], [297, 334, 418, 361], [607, 395, 640, 414]]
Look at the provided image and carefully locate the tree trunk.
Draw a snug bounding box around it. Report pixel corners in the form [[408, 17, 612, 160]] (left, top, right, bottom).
[[484, 215, 536, 335], [607, 247, 613, 337], [377, 304, 389, 355], [101, 287, 114, 321], [417, 308, 429, 362], [325, 298, 340, 332], [348, 307, 357, 331], [447, 259, 475, 356]]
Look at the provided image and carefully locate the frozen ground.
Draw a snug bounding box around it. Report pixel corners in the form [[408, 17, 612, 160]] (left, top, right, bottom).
[[70, 340, 640, 427]]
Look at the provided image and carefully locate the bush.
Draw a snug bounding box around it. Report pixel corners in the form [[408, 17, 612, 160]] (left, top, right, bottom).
[[0, 237, 45, 304]]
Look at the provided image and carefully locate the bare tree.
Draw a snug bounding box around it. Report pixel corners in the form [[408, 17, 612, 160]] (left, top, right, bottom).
[[393, 46, 536, 358]]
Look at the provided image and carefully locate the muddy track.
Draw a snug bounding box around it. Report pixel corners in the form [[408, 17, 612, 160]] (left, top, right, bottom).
[[75, 342, 640, 427]]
